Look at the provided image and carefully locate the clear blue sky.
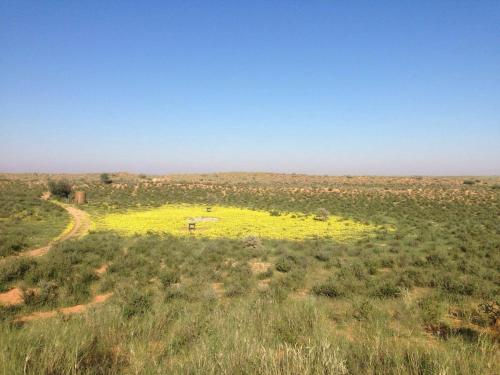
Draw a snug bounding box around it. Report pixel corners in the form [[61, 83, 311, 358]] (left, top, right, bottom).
[[1, 1, 499, 175]]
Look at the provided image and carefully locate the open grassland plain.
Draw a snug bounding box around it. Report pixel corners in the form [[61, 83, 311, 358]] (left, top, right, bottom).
[[0, 173, 499, 374]]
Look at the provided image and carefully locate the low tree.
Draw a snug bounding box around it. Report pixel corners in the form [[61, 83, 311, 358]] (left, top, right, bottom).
[[100, 173, 113, 184], [48, 179, 72, 198]]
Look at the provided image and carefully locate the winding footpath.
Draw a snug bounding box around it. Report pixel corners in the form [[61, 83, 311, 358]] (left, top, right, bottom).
[[0, 195, 108, 319], [1, 198, 91, 262]]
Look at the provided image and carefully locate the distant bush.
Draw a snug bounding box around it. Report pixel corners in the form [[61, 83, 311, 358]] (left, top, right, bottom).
[[373, 281, 401, 298], [312, 279, 345, 298], [48, 179, 72, 198], [24, 281, 59, 307], [275, 257, 293, 273], [352, 299, 375, 321], [439, 276, 476, 296], [462, 180, 475, 185], [165, 284, 197, 302], [159, 269, 180, 288], [243, 236, 262, 249], [314, 208, 330, 221], [314, 250, 331, 262], [0, 258, 34, 286], [425, 252, 447, 266], [100, 173, 113, 184]]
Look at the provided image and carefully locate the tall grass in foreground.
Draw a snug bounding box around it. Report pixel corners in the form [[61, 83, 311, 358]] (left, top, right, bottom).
[[1, 296, 497, 374]]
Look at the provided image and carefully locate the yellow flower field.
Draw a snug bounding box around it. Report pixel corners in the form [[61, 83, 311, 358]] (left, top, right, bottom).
[[94, 204, 378, 241]]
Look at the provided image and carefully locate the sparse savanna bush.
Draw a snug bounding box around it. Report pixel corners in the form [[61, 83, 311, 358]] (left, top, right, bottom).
[[275, 256, 293, 273], [0, 174, 499, 373], [313, 278, 346, 298]]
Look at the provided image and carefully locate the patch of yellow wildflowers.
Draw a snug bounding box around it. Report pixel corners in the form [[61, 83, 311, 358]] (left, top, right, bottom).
[[94, 204, 378, 241]]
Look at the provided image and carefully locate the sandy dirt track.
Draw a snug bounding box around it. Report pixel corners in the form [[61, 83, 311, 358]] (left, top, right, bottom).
[[1, 200, 91, 261]]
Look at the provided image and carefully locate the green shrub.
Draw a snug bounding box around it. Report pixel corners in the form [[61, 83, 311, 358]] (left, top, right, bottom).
[[0, 258, 34, 286], [100, 173, 113, 185], [426, 252, 447, 266], [314, 250, 331, 262], [48, 179, 72, 198], [352, 299, 375, 321], [243, 236, 262, 249], [24, 281, 59, 307], [314, 208, 330, 221], [439, 276, 476, 296], [275, 257, 293, 273], [373, 281, 401, 298], [312, 279, 345, 297], [165, 285, 190, 301], [159, 269, 180, 288]]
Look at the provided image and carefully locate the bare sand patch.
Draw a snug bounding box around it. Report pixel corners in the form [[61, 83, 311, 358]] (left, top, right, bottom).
[[0, 288, 24, 306], [190, 217, 220, 223], [378, 267, 392, 274], [257, 279, 271, 289], [249, 260, 271, 274], [16, 293, 113, 323], [211, 282, 224, 298], [95, 263, 109, 275], [40, 191, 51, 200], [291, 288, 310, 299]]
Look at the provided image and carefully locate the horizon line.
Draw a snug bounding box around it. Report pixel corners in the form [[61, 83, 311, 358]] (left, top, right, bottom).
[[1, 171, 499, 178]]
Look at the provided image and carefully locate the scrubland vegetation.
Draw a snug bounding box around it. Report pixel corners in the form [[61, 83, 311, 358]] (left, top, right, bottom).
[[0, 173, 498, 374]]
